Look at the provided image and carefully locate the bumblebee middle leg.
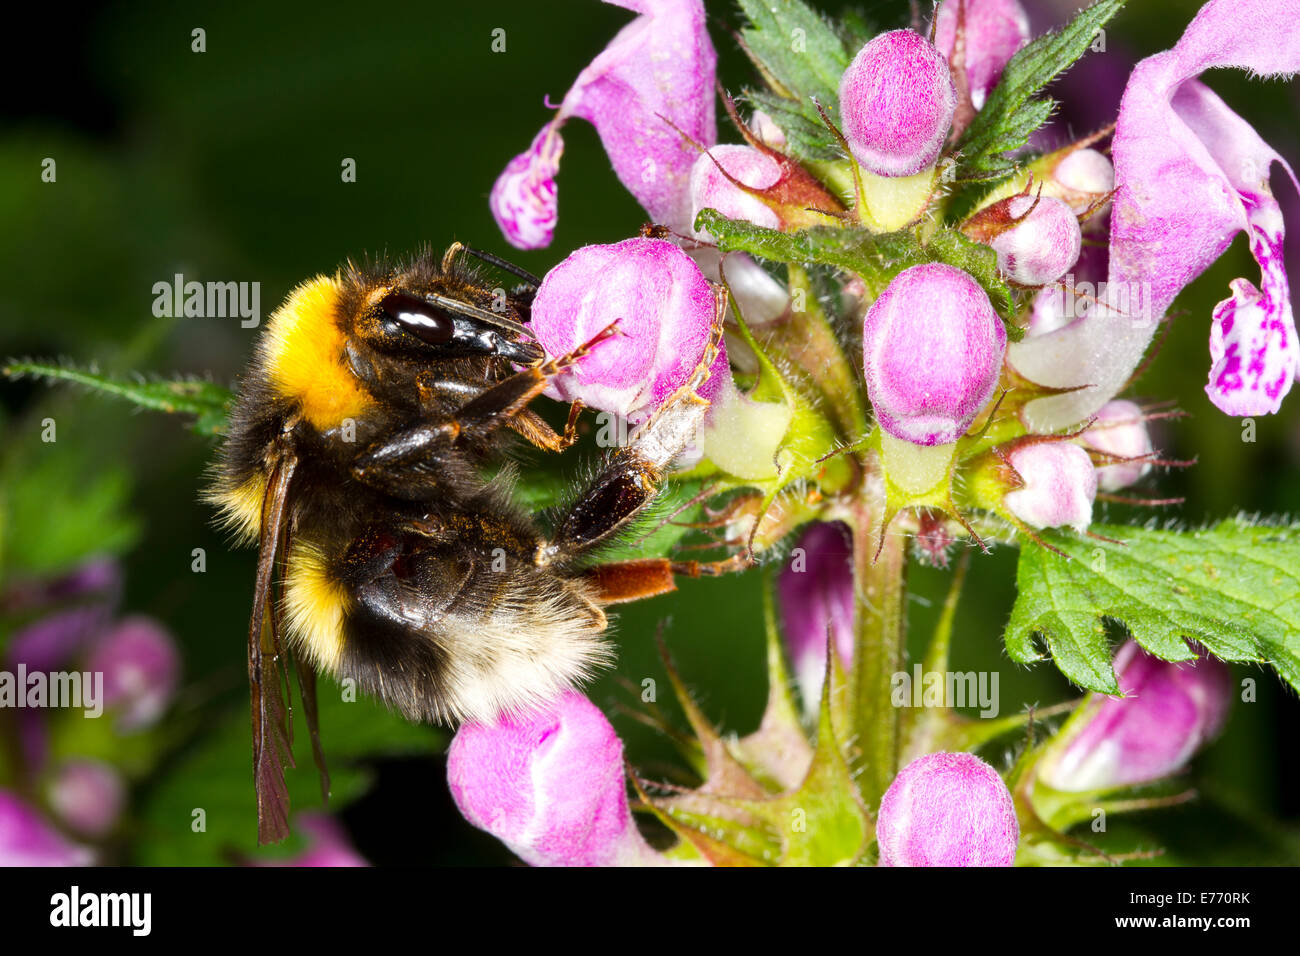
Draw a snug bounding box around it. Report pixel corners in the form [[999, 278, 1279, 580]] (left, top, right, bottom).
[[351, 327, 614, 495]]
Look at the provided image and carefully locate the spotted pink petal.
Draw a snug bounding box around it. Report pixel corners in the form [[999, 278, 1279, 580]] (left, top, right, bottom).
[[491, 0, 716, 245], [1008, 0, 1300, 429], [490, 127, 563, 251]]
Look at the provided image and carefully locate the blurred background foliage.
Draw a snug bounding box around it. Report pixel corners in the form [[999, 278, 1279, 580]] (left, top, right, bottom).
[[0, 0, 1297, 865]]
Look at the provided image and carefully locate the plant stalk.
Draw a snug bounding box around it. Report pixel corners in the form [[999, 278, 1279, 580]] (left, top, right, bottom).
[[848, 489, 909, 810]]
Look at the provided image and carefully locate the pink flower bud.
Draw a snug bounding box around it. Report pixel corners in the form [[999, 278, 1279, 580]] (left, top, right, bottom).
[[689, 145, 783, 238], [528, 237, 727, 419], [85, 615, 181, 731], [1004, 441, 1097, 531], [490, 128, 562, 251], [988, 194, 1082, 286], [447, 691, 660, 867], [1039, 640, 1233, 792], [932, 0, 1031, 109], [777, 522, 855, 716], [48, 760, 126, 838], [748, 110, 786, 149], [863, 263, 1006, 445], [1081, 400, 1154, 491], [0, 790, 93, 866], [876, 752, 1019, 867], [838, 29, 957, 178], [1053, 148, 1115, 201], [253, 813, 369, 867]]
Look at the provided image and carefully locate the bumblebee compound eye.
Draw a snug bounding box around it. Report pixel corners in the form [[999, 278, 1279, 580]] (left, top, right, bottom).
[[380, 290, 455, 345]]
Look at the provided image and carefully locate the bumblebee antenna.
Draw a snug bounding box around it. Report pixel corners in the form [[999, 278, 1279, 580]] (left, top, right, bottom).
[[444, 242, 544, 288]]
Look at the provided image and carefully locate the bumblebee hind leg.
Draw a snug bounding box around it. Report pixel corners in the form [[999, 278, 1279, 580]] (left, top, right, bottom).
[[534, 283, 751, 593]]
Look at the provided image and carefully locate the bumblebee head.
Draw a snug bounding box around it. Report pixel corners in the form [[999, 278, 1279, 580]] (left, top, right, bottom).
[[346, 265, 543, 367]]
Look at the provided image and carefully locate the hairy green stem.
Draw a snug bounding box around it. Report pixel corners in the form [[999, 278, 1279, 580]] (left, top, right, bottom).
[[848, 490, 908, 810]]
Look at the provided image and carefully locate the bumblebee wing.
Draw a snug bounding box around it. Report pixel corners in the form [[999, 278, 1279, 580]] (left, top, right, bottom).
[[250, 450, 297, 844], [295, 657, 330, 804]]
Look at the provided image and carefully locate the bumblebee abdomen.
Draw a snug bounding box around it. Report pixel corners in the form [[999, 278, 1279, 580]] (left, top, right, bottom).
[[281, 526, 610, 726]]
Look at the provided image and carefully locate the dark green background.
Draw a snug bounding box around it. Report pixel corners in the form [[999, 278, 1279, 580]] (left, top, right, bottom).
[[1, 0, 1297, 864]]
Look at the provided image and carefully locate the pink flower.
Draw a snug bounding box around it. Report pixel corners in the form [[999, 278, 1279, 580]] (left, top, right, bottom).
[[1039, 641, 1233, 792], [838, 29, 957, 178], [1009, 0, 1300, 428], [0, 790, 93, 866], [1081, 399, 1154, 492], [86, 615, 180, 731], [1004, 441, 1097, 532], [48, 760, 126, 839], [490, 0, 716, 246], [776, 522, 855, 717], [528, 237, 726, 419], [876, 752, 1019, 867], [932, 0, 1031, 109], [862, 263, 1006, 445], [447, 690, 661, 867]]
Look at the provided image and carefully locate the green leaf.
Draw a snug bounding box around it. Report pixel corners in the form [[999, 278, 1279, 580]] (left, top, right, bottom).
[[0, 438, 140, 581], [696, 211, 1020, 327], [4, 360, 233, 437], [953, 0, 1126, 184], [1007, 517, 1300, 694], [737, 0, 855, 160]]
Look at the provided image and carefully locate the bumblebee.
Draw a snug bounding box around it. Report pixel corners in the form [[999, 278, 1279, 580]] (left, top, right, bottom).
[[208, 242, 727, 842]]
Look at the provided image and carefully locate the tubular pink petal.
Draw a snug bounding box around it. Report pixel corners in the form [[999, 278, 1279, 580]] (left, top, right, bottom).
[[1009, 0, 1300, 429], [491, 0, 716, 244], [776, 522, 855, 716], [85, 615, 181, 732], [1039, 641, 1233, 792], [0, 790, 94, 866]]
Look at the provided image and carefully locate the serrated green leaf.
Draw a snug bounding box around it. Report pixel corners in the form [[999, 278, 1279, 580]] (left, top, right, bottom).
[[1007, 517, 1300, 694], [737, 0, 855, 160], [697, 211, 1020, 327], [4, 360, 233, 437], [953, 0, 1126, 185]]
